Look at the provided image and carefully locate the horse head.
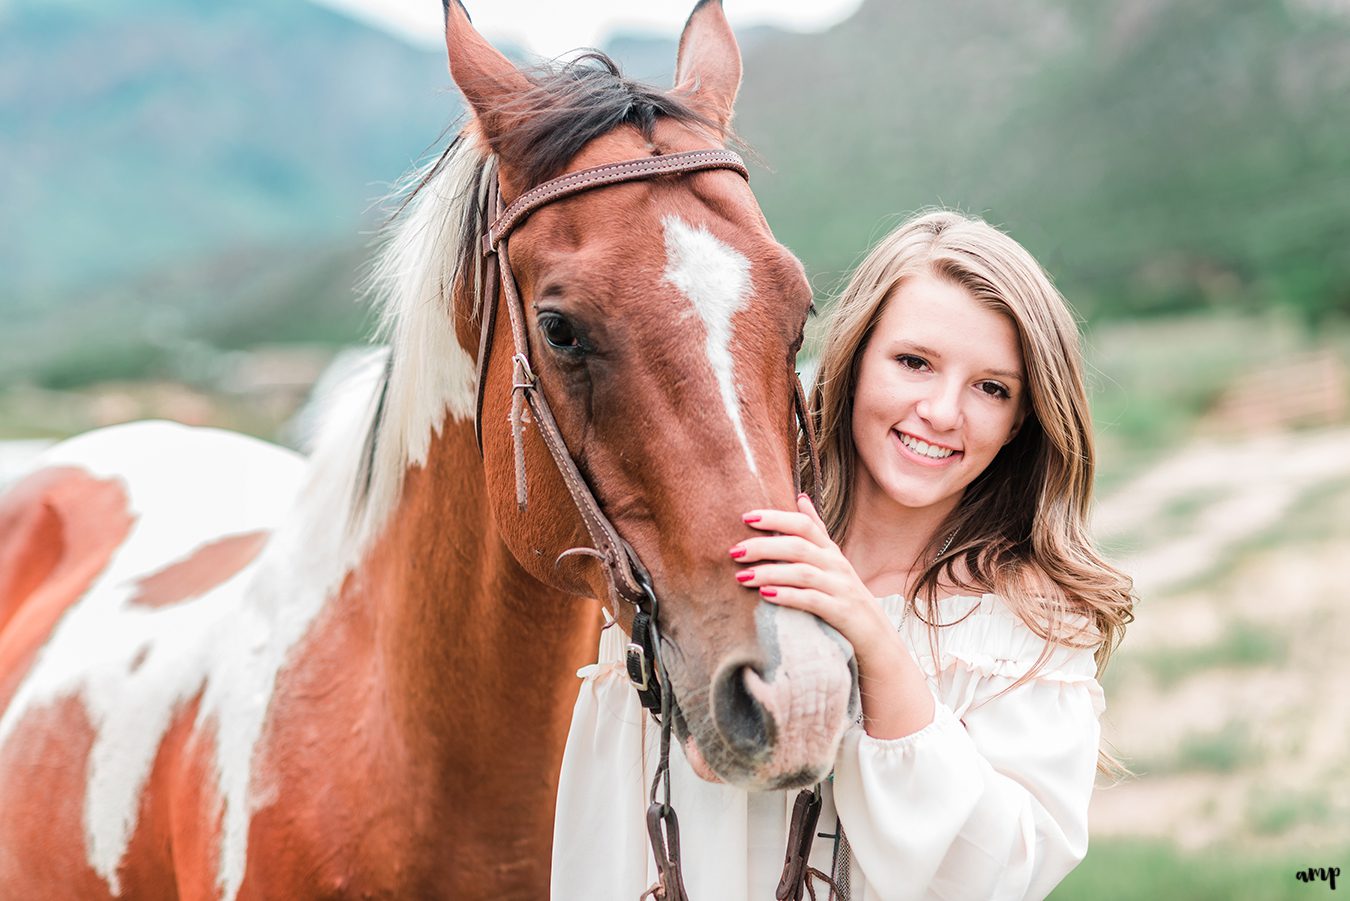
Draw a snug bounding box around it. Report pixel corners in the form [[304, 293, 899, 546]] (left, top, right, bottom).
[[444, 0, 859, 791]]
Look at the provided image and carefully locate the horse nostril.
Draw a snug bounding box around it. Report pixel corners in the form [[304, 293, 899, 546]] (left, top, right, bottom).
[[712, 663, 775, 757]]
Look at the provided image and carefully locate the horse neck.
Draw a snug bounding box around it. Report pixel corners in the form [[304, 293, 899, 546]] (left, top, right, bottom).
[[358, 414, 600, 780]]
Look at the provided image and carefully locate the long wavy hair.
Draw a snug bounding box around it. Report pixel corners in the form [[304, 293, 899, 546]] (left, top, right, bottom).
[[807, 210, 1133, 768]]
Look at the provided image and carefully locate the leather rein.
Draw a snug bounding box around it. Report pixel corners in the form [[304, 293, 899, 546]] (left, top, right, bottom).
[[471, 148, 830, 901]]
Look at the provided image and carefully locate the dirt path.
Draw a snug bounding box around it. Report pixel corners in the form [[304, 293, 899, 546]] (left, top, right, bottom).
[[1094, 427, 1350, 597], [1090, 426, 1350, 852]]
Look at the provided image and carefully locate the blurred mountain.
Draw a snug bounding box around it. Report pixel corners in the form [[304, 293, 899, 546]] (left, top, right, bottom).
[[735, 0, 1350, 320], [0, 0, 451, 310], [602, 23, 784, 86]]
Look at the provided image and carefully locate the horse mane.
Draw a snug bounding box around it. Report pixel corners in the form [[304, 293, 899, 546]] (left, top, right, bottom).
[[298, 53, 719, 565]]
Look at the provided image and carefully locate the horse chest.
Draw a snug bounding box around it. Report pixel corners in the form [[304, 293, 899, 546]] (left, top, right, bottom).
[[237, 638, 557, 900]]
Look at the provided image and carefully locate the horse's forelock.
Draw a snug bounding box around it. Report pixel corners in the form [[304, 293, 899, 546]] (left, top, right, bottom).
[[490, 52, 728, 190]]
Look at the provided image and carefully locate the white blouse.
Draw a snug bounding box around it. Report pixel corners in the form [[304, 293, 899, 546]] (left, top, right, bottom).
[[552, 593, 1105, 901]]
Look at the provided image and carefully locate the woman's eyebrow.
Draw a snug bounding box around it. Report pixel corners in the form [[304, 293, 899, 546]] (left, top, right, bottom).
[[895, 340, 943, 358]]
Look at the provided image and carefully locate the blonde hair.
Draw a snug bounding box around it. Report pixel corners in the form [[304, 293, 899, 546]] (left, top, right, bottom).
[[807, 210, 1134, 773]]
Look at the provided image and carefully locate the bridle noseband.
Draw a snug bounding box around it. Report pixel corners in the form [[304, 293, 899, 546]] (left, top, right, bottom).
[[472, 148, 827, 901]]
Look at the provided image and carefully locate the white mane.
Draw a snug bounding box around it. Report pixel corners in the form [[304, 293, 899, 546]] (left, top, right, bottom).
[[297, 135, 492, 570]]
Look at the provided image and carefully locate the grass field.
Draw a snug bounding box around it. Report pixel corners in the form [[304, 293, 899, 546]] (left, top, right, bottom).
[[1053, 839, 1345, 900]]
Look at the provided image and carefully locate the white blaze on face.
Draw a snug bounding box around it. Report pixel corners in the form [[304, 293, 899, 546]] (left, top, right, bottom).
[[661, 215, 758, 477]]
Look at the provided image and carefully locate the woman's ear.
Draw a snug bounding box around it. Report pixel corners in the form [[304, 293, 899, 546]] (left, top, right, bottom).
[[673, 0, 742, 135], [1004, 406, 1029, 445]]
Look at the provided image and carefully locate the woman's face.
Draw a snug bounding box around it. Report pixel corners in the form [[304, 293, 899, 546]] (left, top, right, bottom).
[[850, 272, 1027, 519]]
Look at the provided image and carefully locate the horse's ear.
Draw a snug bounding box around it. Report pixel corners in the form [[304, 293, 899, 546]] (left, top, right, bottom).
[[673, 0, 742, 134], [443, 1, 532, 142]]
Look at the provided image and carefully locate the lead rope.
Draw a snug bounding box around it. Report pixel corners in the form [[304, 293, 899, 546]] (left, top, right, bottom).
[[637, 569, 689, 901], [640, 676, 687, 901]]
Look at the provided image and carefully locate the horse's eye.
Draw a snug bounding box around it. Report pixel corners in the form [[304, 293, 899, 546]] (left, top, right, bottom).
[[539, 312, 584, 353]]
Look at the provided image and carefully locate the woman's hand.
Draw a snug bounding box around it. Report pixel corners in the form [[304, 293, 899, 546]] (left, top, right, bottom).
[[731, 494, 895, 664], [730, 494, 936, 739]]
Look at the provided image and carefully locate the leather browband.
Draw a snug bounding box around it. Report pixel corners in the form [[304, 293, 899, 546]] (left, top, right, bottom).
[[484, 149, 750, 255]]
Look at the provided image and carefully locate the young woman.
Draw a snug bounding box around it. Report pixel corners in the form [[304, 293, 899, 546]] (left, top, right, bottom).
[[553, 210, 1133, 900]]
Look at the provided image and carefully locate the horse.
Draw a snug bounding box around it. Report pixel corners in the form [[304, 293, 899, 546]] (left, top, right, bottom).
[[0, 2, 859, 897]]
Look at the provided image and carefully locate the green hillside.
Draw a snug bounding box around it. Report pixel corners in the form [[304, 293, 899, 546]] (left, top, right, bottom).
[[735, 0, 1350, 322], [0, 0, 449, 306]]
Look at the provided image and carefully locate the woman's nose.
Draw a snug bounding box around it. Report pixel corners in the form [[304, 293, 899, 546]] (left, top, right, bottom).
[[916, 381, 962, 431]]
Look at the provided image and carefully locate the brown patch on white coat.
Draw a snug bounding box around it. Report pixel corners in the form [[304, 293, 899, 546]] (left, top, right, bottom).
[[0, 467, 133, 710], [0, 463, 252, 899], [129, 531, 268, 609]]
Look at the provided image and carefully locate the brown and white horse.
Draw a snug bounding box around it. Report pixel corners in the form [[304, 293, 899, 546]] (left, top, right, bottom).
[[0, 2, 857, 898]]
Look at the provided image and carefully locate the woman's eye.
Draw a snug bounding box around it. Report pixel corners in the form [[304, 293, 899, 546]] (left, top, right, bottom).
[[896, 354, 929, 371], [978, 381, 1011, 400], [540, 313, 583, 352]]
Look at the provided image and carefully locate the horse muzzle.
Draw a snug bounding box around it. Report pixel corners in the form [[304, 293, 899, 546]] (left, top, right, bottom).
[[669, 604, 859, 791]]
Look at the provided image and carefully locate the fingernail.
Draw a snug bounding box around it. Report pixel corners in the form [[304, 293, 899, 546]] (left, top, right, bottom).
[[742, 514, 761, 524], [735, 570, 755, 583], [798, 493, 810, 502], [729, 545, 746, 559], [759, 587, 778, 598]]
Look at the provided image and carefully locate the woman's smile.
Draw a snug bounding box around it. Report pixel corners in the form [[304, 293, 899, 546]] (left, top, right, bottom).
[[892, 429, 963, 466]]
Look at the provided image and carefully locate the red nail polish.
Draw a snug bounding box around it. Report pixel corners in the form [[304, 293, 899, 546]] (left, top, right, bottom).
[[743, 514, 761, 524], [759, 587, 777, 598], [735, 570, 755, 583], [729, 546, 746, 559]]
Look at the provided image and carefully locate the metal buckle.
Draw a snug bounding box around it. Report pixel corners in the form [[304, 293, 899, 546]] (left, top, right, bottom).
[[511, 353, 535, 391], [626, 642, 651, 691]]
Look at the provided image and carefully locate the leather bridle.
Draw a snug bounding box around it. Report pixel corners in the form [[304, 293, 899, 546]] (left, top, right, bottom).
[[472, 147, 828, 901]]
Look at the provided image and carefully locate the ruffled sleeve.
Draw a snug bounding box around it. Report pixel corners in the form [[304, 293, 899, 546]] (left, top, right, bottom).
[[831, 594, 1104, 901]]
